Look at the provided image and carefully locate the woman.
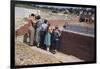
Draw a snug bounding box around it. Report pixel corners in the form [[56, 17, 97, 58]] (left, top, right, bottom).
[[44, 24, 52, 51], [35, 15, 43, 47]]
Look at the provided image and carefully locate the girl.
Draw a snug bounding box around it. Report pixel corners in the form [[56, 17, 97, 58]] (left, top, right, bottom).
[[44, 24, 52, 51]]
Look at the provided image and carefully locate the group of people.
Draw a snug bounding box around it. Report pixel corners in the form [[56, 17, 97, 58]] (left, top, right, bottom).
[[24, 13, 61, 54]]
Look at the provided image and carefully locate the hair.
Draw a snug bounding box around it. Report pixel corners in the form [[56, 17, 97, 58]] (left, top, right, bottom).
[[31, 13, 35, 17], [55, 26, 59, 29], [35, 15, 41, 20], [44, 19, 48, 24], [46, 23, 51, 32]]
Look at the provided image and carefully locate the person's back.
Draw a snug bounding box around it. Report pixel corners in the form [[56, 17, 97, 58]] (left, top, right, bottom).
[[36, 19, 44, 29], [41, 23, 48, 31], [35, 15, 44, 47]]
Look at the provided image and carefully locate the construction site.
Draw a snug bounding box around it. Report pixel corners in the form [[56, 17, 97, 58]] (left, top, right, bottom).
[[15, 4, 95, 66]]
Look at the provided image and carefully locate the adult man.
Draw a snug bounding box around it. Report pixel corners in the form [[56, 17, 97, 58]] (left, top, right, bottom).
[[40, 19, 48, 49], [28, 13, 36, 46]]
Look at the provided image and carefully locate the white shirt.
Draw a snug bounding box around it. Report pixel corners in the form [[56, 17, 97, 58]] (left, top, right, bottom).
[[41, 23, 48, 31]]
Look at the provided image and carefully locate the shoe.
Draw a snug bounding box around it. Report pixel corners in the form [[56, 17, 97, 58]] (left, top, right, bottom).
[[52, 50, 56, 54], [37, 43, 39, 48], [47, 48, 50, 52], [55, 50, 57, 53], [53, 50, 57, 54]]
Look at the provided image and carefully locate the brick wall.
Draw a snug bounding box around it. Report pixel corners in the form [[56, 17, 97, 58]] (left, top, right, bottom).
[[59, 31, 95, 61]]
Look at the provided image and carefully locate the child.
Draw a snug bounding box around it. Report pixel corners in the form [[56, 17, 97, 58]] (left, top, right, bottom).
[[52, 26, 61, 54], [44, 24, 51, 51]]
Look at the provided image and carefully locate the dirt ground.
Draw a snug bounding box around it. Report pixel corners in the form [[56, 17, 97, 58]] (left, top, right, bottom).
[[15, 40, 60, 66], [15, 36, 84, 66]]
